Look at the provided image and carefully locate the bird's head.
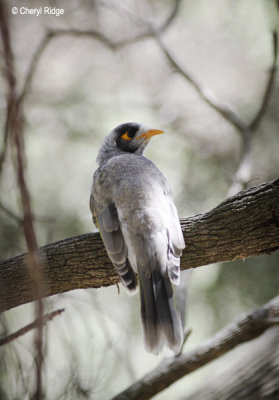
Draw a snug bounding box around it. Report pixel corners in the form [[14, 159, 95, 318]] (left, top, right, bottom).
[[97, 122, 164, 164], [114, 122, 164, 154]]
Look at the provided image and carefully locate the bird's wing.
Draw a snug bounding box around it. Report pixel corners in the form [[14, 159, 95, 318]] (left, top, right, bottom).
[[167, 198, 185, 255], [90, 193, 138, 294], [164, 196, 185, 285]]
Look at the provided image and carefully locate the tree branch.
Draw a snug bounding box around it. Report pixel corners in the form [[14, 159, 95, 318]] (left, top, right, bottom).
[[111, 296, 279, 400], [0, 308, 64, 346], [184, 327, 279, 400], [0, 179, 278, 313]]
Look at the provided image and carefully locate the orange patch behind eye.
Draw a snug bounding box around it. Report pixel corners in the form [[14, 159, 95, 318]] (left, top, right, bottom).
[[121, 131, 132, 141]]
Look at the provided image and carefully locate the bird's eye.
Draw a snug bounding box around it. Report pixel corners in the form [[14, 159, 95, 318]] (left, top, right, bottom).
[[121, 131, 133, 141]]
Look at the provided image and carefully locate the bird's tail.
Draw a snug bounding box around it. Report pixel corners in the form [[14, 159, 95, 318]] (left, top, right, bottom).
[[138, 266, 183, 354]]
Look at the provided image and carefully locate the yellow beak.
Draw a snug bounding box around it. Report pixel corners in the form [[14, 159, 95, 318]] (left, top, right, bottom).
[[136, 129, 164, 141]]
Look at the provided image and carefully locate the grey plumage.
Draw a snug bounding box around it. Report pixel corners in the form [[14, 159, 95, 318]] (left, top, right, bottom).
[[90, 122, 185, 354]]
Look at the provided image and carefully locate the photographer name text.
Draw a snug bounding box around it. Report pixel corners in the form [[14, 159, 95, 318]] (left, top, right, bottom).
[[12, 7, 64, 16]]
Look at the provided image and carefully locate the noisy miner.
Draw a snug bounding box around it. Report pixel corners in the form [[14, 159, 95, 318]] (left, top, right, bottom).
[[90, 122, 185, 354]]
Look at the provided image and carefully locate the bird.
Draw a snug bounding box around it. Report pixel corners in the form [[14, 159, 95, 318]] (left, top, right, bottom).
[[90, 122, 185, 354]]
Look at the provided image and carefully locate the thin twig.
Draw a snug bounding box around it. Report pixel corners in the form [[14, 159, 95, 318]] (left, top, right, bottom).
[[0, 201, 22, 224], [0, 200, 56, 227], [176, 328, 192, 356], [159, 0, 181, 32], [0, 308, 64, 346], [249, 31, 278, 131]]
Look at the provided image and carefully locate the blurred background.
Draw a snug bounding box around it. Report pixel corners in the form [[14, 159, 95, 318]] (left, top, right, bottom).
[[0, 0, 279, 398]]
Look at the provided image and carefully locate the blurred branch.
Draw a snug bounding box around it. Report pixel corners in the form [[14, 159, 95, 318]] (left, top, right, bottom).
[[249, 31, 278, 131], [0, 308, 64, 346], [0, 1, 45, 398], [0, 201, 22, 224], [185, 327, 279, 400], [3, 0, 275, 192], [18, 0, 180, 105], [155, 31, 253, 194], [154, 31, 278, 196], [28, 24, 272, 197], [228, 31, 278, 196], [111, 296, 279, 400], [17, 29, 113, 105], [99, 0, 181, 34], [0, 178, 278, 313], [154, 0, 181, 32], [0, 0, 17, 176], [0, 200, 57, 229], [154, 32, 250, 136]]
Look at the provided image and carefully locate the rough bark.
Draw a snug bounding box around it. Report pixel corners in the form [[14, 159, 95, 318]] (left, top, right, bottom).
[[0, 179, 279, 313], [111, 296, 279, 400]]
